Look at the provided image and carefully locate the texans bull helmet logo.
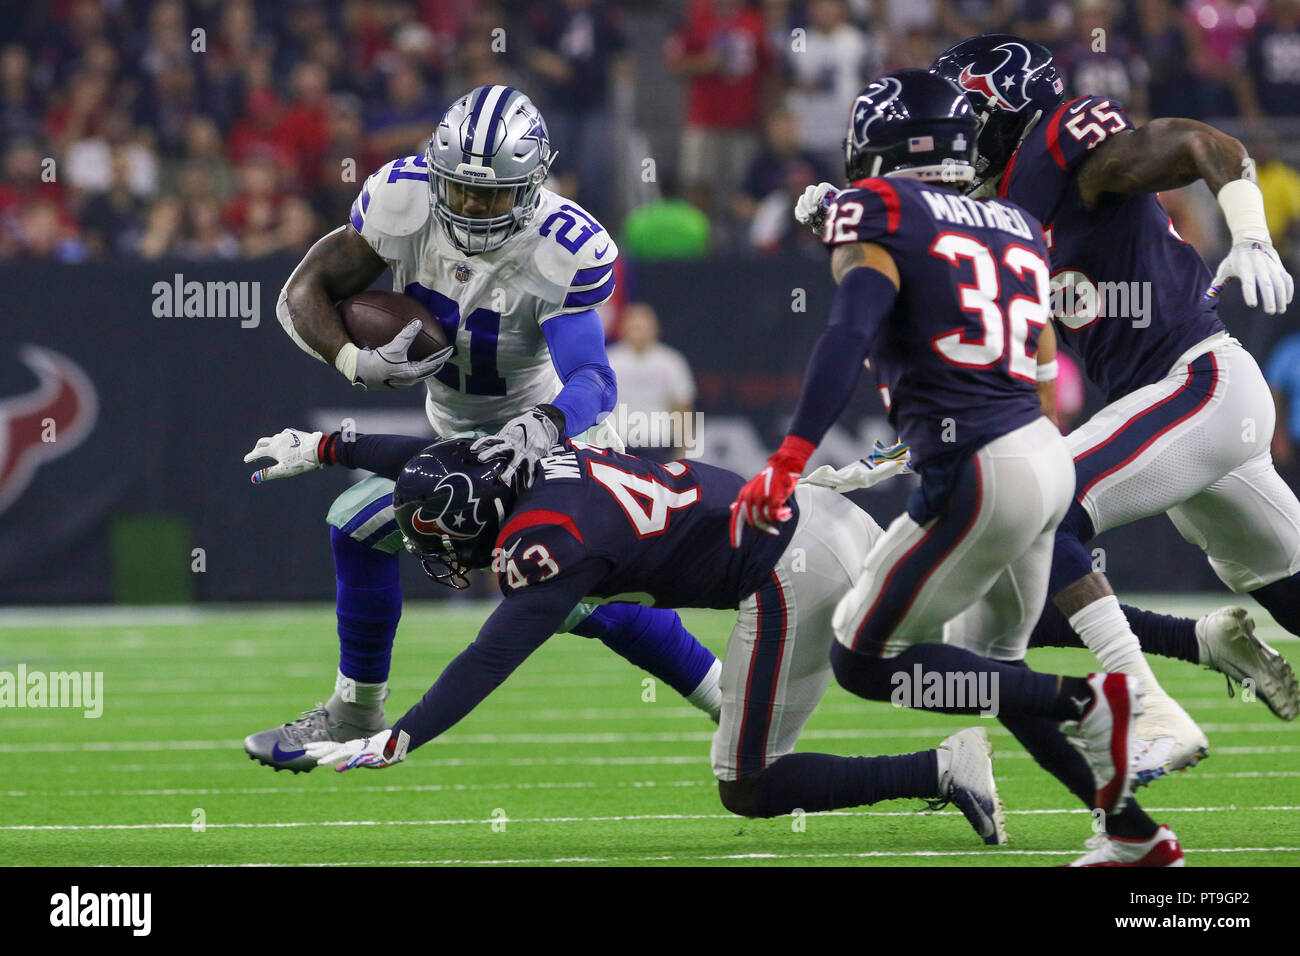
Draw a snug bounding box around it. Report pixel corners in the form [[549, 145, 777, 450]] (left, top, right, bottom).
[[956, 41, 1039, 112], [408, 471, 488, 542], [849, 75, 904, 150]]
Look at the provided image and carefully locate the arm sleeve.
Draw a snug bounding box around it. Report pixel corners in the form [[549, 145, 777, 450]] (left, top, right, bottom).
[[787, 266, 899, 447], [390, 561, 607, 750], [324, 433, 432, 480], [542, 307, 618, 437]]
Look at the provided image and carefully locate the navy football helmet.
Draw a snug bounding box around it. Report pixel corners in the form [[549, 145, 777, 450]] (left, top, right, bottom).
[[844, 68, 978, 186], [393, 438, 518, 588], [931, 34, 1065, 190]]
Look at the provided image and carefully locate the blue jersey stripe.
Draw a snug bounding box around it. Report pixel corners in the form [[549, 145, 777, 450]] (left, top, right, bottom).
[[341, 494, 393, 536], [571, 263, 614, 287], [736, 572, 788, 777], [349, 198, 364, 232], [563, 273, 616, 309]]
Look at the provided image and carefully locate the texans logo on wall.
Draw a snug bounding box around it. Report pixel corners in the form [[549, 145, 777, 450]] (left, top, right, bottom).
[[0, 346, 98, 514]]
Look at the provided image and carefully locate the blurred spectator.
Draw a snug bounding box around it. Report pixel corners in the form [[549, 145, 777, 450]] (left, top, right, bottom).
[[665, 0, 772, 218], [1137, 0, 1198, 117], [1, 45, 44, 147], [783, 0, 877, 174], [734, 107, 832, 252], [13, 199, 87, 261], [175, 196, 238, 259], [1266, 331, 1300, 473], [79, 148, 147, 256], [1246, 0, 1300, 116], [1184, 0, 1265, 116], [527, 0, 630, 220], [1251, 132, 1300, 260], [1159, 183, 1223, 259], [607, 302, 698, 461], [937, 0, 1015, 39], [622, 172, 711, 260], [1013, 0, 1072, 45], [1055, 0, 1150, 116], [277, 61, 333, 192], [365, 62, 440, 159], [223, 156, 281, 236]]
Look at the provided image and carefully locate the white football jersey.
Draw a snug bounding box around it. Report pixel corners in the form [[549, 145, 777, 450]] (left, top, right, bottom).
[[278, 153, 618, 436]]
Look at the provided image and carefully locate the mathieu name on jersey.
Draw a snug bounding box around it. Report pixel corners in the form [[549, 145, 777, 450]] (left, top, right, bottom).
[[822, 176, 1051, 468]]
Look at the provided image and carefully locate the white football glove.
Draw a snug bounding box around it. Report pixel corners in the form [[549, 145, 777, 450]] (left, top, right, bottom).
[[471, 405, 564, 487], [801, 440, 913, 493], [305, 728, 410, 772], [340, 319, 455, 390], [244, 427, 325, 484], [1208, 237, 1294, 315], [794, 182, 839, 235]]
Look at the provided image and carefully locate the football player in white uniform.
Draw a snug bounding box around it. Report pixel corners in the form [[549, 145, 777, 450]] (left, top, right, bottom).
[[245, 86, 722, 772]]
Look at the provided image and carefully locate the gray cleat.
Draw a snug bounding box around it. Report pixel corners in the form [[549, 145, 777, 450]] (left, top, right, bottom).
[[930, 726, 1008, 845], [244, 702, 387, 773], [1197, 606, 1299, 721]]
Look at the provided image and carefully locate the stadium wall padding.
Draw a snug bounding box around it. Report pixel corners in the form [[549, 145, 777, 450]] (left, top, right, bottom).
[[0, 256, 1276, 603]]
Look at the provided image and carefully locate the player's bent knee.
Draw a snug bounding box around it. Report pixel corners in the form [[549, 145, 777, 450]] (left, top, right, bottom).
[[717, 775, 769, 818], [325, 475, 404, 554]]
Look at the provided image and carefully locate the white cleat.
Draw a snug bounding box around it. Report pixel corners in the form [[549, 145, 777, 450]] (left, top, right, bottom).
[[1062, 673, 1143, 814], [1068, 824, 1185, 867], [1197, 606, 1299, 721], [933, 727, 1008, 845], [1131, 678, 1209, 787]]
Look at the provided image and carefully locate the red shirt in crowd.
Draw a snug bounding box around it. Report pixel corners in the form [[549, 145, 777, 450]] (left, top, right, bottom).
[[668, 0, 769, 130]]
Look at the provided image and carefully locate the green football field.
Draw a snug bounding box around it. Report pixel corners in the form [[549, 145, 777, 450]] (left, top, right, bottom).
[[2, 594, 1297, 867]]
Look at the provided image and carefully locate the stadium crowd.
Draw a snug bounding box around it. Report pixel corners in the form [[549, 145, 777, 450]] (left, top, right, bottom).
[[1, 0, 1298, 263]]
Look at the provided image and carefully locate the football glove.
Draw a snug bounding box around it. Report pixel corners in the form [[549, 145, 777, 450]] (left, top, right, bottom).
[[1208, 237, 1294, 315], [801, 440, 912, 492], [304, 728, 410, 772], [794, 182, 839, 236], [471, 404, 565, 487], [244, 427, 325, 484], [729, 436, 816, 548], [341, 318, 455, 390]]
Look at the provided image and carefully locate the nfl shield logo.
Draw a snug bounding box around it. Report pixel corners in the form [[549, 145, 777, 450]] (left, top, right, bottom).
[[454, 264, 472, 282]]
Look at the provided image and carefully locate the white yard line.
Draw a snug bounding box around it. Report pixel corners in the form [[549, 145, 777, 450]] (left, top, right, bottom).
[[5, 806, 1300, 831]]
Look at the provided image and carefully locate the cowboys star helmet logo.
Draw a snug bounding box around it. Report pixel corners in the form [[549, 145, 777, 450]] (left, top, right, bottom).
[[409, 472, 487, 541], [850, 76, 904, 148], [957, 41, 1036, 112]]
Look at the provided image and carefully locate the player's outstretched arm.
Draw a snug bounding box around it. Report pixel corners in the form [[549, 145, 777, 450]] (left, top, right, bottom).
[[1077, 119, 1293, 313]]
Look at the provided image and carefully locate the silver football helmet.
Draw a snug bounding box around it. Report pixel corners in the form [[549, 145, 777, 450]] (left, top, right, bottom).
[[426, 85, 556, 255]]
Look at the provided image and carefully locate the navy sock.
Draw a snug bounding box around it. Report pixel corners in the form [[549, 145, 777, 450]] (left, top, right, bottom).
[[331, 527, 402, 684], [1030, 598, 1200, 664], [1047, 503, 1096, 598], [571, 604, 716, 697], [1251, 569, 1300, 636], [829, 641, 1092, 720], [721, 751, 937, 818]]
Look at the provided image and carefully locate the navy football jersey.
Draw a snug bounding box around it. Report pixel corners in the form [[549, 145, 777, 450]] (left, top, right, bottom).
[[822, 176, 1049, 468], [492, 442, 796, 610], [997, 95, 1225, 401]]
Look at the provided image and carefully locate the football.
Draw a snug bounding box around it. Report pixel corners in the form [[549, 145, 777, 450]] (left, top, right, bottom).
[[339, 290, 449, 360]]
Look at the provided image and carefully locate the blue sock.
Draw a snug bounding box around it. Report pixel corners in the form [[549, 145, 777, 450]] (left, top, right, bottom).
[[1251, 569, 1300, 636], [721, 751, 937, 818], [829, 641, 1091, 720], [572, 604, 715, 697], [331, 527, 402, 684], [1048, 502, 1097, 598]]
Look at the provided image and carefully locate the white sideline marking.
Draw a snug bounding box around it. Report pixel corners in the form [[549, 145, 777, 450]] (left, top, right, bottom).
[[0, 780, 709, 798], [5, 806, 1299, 831], [223, 846, 1300, 866]]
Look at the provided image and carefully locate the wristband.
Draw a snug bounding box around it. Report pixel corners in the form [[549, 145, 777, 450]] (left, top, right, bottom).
[[317, 432, 341, 466], [1036, 359, 1059, 383], [334, 341, 360, 383], [773, 434, 817, 474], [1217, 177, 1270, 244]]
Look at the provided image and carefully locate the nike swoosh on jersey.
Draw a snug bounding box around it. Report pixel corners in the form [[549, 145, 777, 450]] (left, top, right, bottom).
[[594, 244, 610, 259]]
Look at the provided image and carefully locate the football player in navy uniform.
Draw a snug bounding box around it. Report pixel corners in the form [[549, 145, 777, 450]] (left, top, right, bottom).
[[247, 429, 1012, 844], [246, 87, 722, 771], [731, 70, 1181, 864], [924, 35, 1300, 794]]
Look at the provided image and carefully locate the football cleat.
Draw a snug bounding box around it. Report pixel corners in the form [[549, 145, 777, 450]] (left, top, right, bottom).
[[1062, 673, 1142, 814], [244, 703, 388, 774], [930, 726, 1008, 845], [1197, 605, 1299, 721], [1068, 824, 1185, 867], [1130, 679, 1209, 786]]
